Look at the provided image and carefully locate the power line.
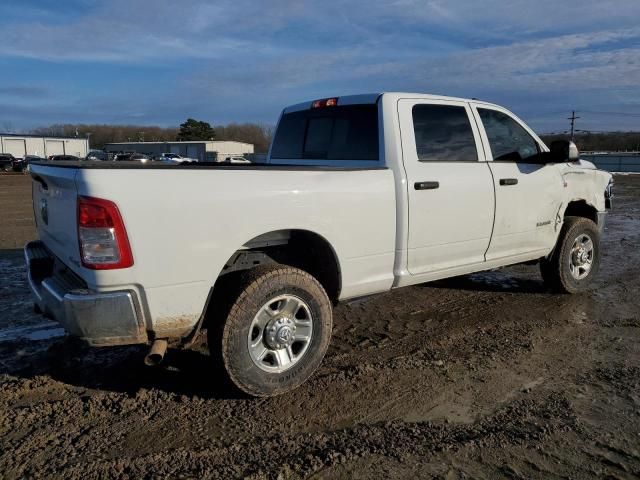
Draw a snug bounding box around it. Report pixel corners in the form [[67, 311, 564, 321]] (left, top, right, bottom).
[[539, 109, 640, 118], [539, 129, 640, 136], [545, 109, 640, 138], [578, 110, 640, 117], [575, 129, 613, 134]]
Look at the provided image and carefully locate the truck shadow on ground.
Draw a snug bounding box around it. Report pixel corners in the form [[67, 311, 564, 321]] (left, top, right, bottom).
[[0, 248, 248, 400], [425, 270, 549, 294], [0, 336, 249, 400]]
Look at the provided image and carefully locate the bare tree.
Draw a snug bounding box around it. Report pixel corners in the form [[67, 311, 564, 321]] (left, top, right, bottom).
[[214, 122, 274, 152], [541, 132, 640, 152]]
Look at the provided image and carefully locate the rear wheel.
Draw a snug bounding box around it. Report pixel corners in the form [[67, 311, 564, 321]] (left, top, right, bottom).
[[209, 264, 332, 397], [540, 216, 600, 293]]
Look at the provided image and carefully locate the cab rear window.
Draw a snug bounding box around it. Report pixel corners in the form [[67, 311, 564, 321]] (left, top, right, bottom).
[[271, 105, 379, 161]]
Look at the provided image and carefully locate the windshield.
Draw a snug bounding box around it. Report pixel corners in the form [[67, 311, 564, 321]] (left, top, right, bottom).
[[271, 104, 379, 161]]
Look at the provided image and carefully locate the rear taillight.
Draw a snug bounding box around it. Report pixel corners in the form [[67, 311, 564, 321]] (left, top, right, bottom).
[[77, 196, 133, 269]]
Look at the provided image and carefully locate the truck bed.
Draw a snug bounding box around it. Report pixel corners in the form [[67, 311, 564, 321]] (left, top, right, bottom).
[[30, 160, 388, 171], [29, 160, 397, 338]]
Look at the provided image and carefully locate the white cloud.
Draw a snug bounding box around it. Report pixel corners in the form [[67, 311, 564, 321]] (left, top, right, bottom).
[[0, 0, 300, 61], [2, 0, 638, 63], [1, 0, 639, 130], [385, 0, 640, 36], [409, 28, 640, 91]]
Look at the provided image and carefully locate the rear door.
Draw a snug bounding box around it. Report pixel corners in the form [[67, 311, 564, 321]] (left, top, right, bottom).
[[398, 98, 495, 275], [472, 105, 564, 261]]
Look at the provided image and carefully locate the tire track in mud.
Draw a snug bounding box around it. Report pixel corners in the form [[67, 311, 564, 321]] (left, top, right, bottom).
[[0, 260, 629, 479], [312, 268, 617, 427], [7, 393, 575, 480], [0, 282, 591, 479], [328, 278, 564, 374]]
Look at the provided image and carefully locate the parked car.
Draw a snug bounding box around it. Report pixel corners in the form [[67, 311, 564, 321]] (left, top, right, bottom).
[[0, 153, 15, 172], [86, 150, 112, 161], [116, 153, 151, 163], [113, 153, 133, 161], [157, 153, 196, 164], [25, 93, 613, 397], [224, 156, 251, 164], [131, 153, 151, 163], [13, 155, 45, 172], [48, 154, 80, 161]]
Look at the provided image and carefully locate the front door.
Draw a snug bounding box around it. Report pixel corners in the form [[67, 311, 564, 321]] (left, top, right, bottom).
[[472, 105, 564, 261], [398, 99, 495, 276]]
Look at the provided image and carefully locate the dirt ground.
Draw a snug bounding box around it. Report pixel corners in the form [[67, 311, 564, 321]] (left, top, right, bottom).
[[0, 173, 638, 479]]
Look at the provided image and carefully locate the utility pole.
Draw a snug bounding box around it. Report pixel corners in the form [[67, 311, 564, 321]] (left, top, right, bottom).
[[568, 111, 580, 141]]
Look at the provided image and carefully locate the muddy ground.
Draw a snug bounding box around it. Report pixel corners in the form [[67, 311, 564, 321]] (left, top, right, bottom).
[[0, 173, 638, 479]]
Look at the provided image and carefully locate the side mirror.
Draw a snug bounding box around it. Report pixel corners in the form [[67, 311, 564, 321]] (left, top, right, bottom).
[[549, 140, 579, 162]]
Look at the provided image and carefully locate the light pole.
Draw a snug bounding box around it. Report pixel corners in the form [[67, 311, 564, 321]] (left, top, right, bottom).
[[568, 111, 580, 141]]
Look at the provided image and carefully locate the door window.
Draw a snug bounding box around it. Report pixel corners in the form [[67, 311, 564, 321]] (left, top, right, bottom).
[[412, 104, 478, 162], [478, 109, 539, 162]]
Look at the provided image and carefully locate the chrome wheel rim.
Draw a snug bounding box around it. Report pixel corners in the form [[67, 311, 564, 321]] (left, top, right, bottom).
[[569, 233, 594, 280], [247, 294, 313, 373]]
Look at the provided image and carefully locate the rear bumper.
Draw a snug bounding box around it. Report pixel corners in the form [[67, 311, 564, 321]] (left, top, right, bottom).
[[24, 241, 148, 346]]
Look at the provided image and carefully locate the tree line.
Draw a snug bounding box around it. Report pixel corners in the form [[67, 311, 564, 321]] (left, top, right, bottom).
[[540, 132, 640, 152], [30, 119, 275, 153], [26, 121, 640, 154]]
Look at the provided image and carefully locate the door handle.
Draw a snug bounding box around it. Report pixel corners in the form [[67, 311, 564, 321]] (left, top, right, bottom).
[[499, 178, 518, 186], [414, 181, 439, 190]]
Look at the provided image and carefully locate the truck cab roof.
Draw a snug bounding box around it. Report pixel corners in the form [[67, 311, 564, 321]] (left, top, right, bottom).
[[283, 92, 501, 113]]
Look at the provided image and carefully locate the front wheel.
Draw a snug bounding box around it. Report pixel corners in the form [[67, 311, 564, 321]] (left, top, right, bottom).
[[210, 264, 332, 397], [540, 216, 601, 293]]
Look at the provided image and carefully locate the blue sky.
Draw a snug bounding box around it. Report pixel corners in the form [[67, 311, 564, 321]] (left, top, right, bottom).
[[1, 0, 639, 133]]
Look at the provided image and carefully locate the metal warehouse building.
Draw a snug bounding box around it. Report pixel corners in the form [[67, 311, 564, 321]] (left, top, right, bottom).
[[104, 140, 254, 162], [0, 133, 89, 158]]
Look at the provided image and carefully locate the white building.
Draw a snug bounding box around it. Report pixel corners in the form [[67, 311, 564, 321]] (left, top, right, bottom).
[[104, 140, 254, 162], [0, 133, 89, 158]]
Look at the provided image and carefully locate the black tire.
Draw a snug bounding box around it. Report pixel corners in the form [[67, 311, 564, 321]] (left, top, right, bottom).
[[209, 264, 332, 397], [540, 216, 601, 293]]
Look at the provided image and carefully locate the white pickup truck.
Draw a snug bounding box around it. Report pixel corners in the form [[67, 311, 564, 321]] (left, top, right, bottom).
[[25, 93, 613, 396]]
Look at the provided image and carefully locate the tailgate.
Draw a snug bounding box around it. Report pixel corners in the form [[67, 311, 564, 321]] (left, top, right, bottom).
[[30, 164, 81, 269]]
